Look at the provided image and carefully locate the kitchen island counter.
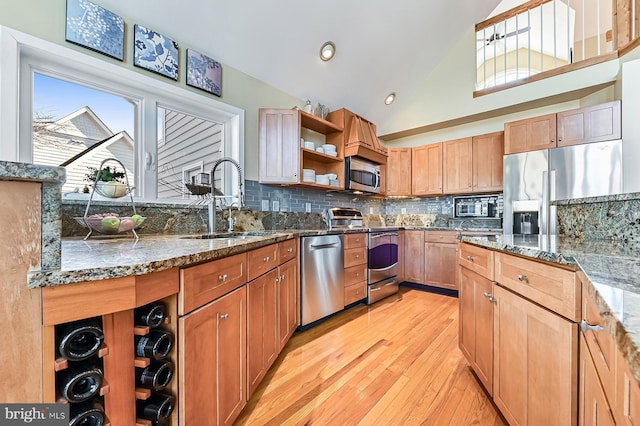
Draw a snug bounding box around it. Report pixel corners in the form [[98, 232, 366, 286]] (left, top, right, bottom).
[[461, 234, 640, 383]]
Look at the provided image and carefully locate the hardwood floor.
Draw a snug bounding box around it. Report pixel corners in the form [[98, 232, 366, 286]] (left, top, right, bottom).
[[235, 287, 506, 426]]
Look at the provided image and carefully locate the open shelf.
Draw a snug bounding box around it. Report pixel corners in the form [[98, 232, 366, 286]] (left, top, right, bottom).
[[300, 110, 343, 134], [301, 148, 343, 163]]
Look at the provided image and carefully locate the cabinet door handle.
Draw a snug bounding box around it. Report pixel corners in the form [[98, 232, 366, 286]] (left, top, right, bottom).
[[466, 255, 474, 261], [517, 274, 528, 282], [218, 274, 228, 281], [483, 292, 496, 303], [581, 320, 603, 333], [263, 256, 270, 262], [220, 314, 229, 320]]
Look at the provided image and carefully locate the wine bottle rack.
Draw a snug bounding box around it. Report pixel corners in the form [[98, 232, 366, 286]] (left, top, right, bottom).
[[134, 301, 176, 425], [54, 316, 110, 425], [44, 284, 178, 426]]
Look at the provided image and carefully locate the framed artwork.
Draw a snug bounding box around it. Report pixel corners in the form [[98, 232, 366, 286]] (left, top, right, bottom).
[[65, 0, 125, 61], [186, 49, 223, 97], [133, 24, 179, 80]]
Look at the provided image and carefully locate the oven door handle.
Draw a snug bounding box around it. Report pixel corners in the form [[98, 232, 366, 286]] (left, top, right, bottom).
[[368, 263, 398, 272], [369, 232, 399, 239]]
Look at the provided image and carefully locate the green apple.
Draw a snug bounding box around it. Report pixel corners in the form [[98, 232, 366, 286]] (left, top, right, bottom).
[[101, 216, 121, 233], [131, 214, 144, 226]]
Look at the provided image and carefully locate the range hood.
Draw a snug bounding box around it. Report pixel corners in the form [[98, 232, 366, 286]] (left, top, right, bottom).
[[344, 114, 388, 164]]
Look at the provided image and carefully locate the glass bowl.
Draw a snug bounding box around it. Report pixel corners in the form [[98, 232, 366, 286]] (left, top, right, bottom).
[[94, 181, 132, 198]]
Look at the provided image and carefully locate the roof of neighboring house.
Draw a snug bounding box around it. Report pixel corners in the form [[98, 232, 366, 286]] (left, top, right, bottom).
[[59, 131, 134, 167]]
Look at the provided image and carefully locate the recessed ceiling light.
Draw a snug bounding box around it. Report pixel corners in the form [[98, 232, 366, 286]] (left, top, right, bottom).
[[320, 41, 336, 61], [384, 92, 396, 105]]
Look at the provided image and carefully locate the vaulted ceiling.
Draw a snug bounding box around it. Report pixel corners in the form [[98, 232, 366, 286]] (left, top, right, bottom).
[[99, 0, 502, 136]]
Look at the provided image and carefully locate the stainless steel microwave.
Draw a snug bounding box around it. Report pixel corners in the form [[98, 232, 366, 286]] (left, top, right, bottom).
[[345, 157, 380, 194]]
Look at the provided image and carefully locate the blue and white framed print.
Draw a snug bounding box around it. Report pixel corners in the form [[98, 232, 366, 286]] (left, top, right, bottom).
[[133, 24, 179, 80], [186, 49, 222, 97], [65, 0, 125, 61]]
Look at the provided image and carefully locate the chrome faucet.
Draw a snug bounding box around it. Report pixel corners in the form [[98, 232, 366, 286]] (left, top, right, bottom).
[[208, 157, 244, 234]]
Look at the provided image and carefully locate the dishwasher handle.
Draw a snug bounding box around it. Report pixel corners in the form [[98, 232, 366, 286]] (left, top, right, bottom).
[[310, 242, 340, 250]]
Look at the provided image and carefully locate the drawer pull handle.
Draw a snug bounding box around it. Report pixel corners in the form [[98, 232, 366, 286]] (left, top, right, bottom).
[[355, 255, 360, 258], [219, 274, 228, 281], [220, 314, 229, 320], [483, 292, 496, 303], [581, 320, 603, 333], [517, 274, 528, 282], [287, 248, 293, 253], [466, 255, 474, 261], [263, 256, 270, 262]]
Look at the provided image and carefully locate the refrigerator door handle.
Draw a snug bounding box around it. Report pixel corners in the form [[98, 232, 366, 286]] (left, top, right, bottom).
[[541, 170, 549, 236], [549, 169, 557, 235]]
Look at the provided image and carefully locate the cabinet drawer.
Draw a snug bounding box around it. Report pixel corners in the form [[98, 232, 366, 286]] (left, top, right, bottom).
[[248, 244, 279, 282], [344, 233, 367, 249], [581, 279, 616, 406], [344, 247, 367, 268], [279, 238, 297, 264], [425, 230, 458, 244], [180, 252, 247, 315], [458, 243, 494, 280], [495, 252, 580, 321], [345, 281, 366, 305], [345, 264, 367, 287]]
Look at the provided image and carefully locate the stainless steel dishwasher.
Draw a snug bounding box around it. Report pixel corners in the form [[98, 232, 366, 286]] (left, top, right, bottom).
[[300, 234, 344, 326]]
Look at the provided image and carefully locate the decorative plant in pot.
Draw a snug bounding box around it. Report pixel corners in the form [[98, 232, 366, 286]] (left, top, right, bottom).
[[84, 165, 129, 198]]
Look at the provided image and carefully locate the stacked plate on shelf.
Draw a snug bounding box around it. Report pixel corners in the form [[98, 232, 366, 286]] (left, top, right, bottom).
[[302, 140, 315, 150], [322, 144, 337, 156], [315, 174, 330, 185], [302, 168, 316, 183]]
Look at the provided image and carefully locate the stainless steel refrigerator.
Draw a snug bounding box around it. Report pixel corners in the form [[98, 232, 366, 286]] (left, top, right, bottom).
[[503, 140, 623, 235]]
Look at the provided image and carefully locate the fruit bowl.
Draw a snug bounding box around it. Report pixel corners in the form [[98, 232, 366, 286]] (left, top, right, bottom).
[[75, 214, 146, 234], [94, 181, 132, 198]]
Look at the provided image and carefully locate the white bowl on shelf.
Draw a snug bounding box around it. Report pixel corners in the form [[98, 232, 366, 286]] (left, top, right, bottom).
[[315, 147, 325, 154], [303, 141, 315, 150], [321, 144, 336, 151], [329, 179, 340, 187]]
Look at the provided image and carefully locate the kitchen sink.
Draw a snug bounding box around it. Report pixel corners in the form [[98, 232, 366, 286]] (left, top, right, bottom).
[[184, 231, 277, 240]]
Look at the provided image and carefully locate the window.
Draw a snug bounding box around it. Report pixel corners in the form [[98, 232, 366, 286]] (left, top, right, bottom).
[[0, 26, 243, 202]]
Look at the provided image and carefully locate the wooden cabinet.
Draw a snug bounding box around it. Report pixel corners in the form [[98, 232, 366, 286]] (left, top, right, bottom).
[[443, 137, 473, 194], [504, 113, 557, 154], [614, 345, 640, 425], [258, 108, 344, 189], [492, 284, 578, 426], [580, 333, 615, 426], [386, 147, 412, 196], [424, 231, 458, 290], [179, 286, 246, 426], [278, 258, 298, 348], [404, 230, 425, 283], [495, 252, 580, 322], [258, 109, 300, 184], [458, 265, 494, 395], [557, 101, 621, 147], [412, 143, 443, 195], [472, 131, 504, 192], [343, 232, 367, 304], [247, 269, 278, 398]]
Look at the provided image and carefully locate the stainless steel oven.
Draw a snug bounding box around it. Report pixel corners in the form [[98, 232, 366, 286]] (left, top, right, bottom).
[[367, 231, 399, 304]]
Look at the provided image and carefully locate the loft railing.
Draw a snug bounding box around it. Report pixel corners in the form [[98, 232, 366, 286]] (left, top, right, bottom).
[[475, 0, 639, 94]]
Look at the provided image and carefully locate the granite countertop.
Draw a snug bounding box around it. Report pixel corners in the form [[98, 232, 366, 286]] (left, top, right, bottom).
[[460, 234, 640, 382]]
